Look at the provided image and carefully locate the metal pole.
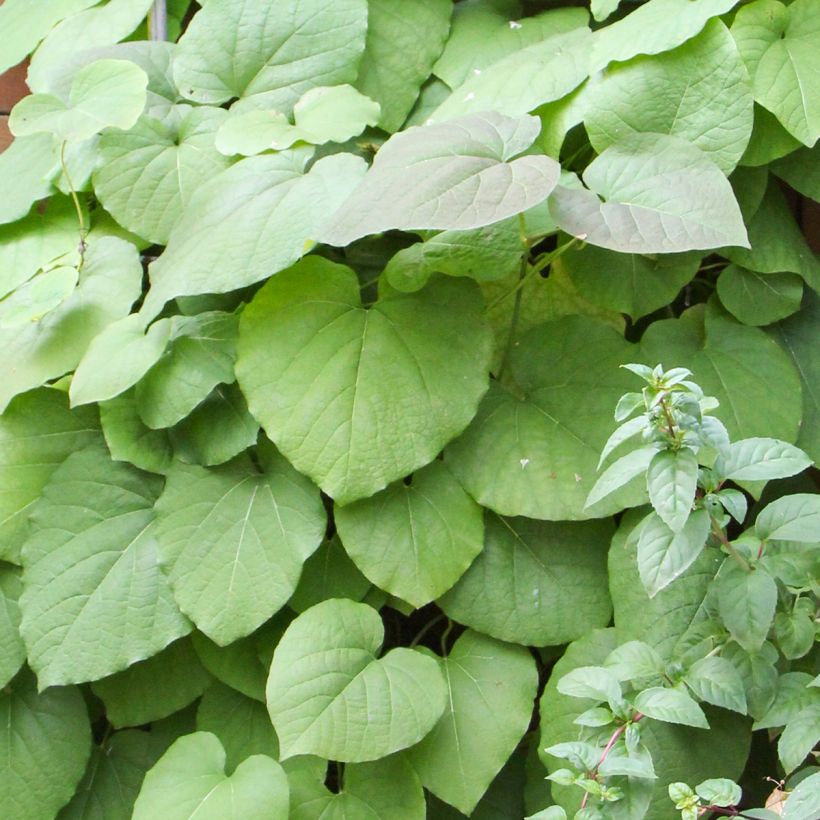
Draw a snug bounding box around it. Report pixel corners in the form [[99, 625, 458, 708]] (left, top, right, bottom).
[[149, 0, 168, 41]]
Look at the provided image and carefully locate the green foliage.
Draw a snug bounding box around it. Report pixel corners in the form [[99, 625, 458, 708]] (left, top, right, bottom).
[[0, 0, 817, 817]]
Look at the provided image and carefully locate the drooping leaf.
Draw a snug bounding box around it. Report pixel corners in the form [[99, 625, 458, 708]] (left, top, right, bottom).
[[196, 684, 279, 774], [19, 445, 190, 688], [335, 461, 484, 608], [639, 302, 802, 442], [0, 668, 91, 820], [10, 59, 148, 142], [439, 513, 613, 646], [236, 259, 492, 504], [731, 0, 820, 146], [321, 112, 560, 246], [58, 730, 166, 820], [173, 0, 368, 109], [355, 0, 452, 132], [93, 106, 230, 245], [91, 638, 211, 728], [550, 134, 749, 253], [445, 316, 642, 520], [154, 453, 325, 644], [406, 630, 538, 815], [771, 145, 820, 200], [717, 266, 803, 326], [0, 566, 24, 687], [286, 753, 426, 819], [715, 438, 812, 482], [0, 236, 144, 413], [585, 446, 658, 511], [0, 388, 101, 564], [586, 20, 753, 174], [140, 151, 366, 319], [132, 732, 289, 820], [267, 599, 446, 761]]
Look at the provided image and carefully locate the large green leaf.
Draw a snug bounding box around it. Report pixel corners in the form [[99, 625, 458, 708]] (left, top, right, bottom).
[[0, 668, 91, 820], [267, 599, 446, 761], [585, 21, 753, 174], [133, 732, 288, 820], [173, 0, 367, 109], [19, 445, 190, 687], [355, 0, 452, 132], [433, 2, 588, 90], [286, 754, 426, 819], [93, 106, 231, 245], [0, 388, 100, 564], [196, 684, 279, 773], [140, 151, 366, 319], [430, 28, 592, 122], [0, 566, 24, 687], [58, 730, 166, 820], [771, 145, 820, 201], [539, 629, 751, 820], [549, 133, 749, 253], [91, 638, 211, 728], [640, 302, 803, 442], [771, 290, 820, 461], [445, 316, 640, 520], [335, 461, 484, 608], [0, 134, 59, 225], [236, 259, 492, 504], [135, 311, 239, 430], [0, 236, 143, 413], [10, 59, 148, 142], [406, 630, 538, 815], [439, 514, 613, 646], [590, 0, 738, 71], [717, 266, 804, 327], [154, 453, 325, 644], [562, 244, 700, 321], [609, 509, 721, 661], [322, 113, 560, 246], [731, 0, 820, 146]]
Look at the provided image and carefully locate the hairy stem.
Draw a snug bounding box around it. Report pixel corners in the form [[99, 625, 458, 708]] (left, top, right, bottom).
[[580, 713, 644, 809]]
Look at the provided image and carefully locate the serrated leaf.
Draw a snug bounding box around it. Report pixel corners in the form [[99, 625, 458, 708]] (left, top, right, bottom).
[[558, 665, 622, 706], [154, 454, 325, 644], [722, 641, 779, 722], [140, 151, 366, 319], [685, 657, 748, 714], [646, 449, 699, 533], [604, 641, 663, 682], [321, 112, 560, 246], [550, 134, 749, 253], [716, 438, 812, 482], [236, 259, 491, 504], [439, 514, 613, 646], [355, 0, 452, 132], [406, 630, 538, 815], [754, 672, 816, 730], [633, 687, 709, 729], [637, 509, 711, 598], [0, 669, 91, 820], [755, 494, 820, 542], [335, 461, 483, 608], [91, 638, 210, 728], [0, 388, 101, 564], [717, 563, 778, 652], [132, 732, 288, 820], [20, 445, 190, 688], [10, 59, 148, 142], [94, 106, 231, 245], [586, 20, 753, 174], [586, 446, 658, 510], [173, 0, 368, 109], [268, 599, 446, 761]]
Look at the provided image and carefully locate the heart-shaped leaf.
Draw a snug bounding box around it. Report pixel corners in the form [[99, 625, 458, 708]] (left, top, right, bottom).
[[132, 732, 289, 820], [267, 599, 446, 761], [236, 258, 492, 504]]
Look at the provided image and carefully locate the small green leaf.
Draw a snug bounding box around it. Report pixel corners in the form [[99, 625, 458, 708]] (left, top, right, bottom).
[[781, 770, 820, 818], [604, 640, 663, 682], [778, 703, 820, 774], [715, 489, 748, 524], [633, 687, 709, 729], [647, 449, 699, 533], [685, 657, 748, 714], [544, 742, 601, 772], [267, 599, 446, 761], [558, 666, 622, 706], [10, 59, 148, 141], [695, 778, 742, 807], [755, 494, 820, 542], [132, 732, 288, 820], [585, 446, 657, 510], [774, 604, 815, 659], [717, 563, 778, 652]]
